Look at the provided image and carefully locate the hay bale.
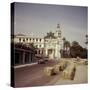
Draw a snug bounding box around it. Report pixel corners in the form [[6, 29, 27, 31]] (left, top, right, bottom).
[[53, 65, 61, 74], [76, 56, 81, 61], [53, 61, 67, 74], [85, 60, 88, 65], [58, 61, 67, 71], [62, 63, 76, 80], [77, 59, 88, 65], [77, 61, 84, 65], [44, 67, 55, 76]]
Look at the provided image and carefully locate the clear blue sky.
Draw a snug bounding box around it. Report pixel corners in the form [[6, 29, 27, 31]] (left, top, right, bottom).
[[14, 2, 88, 48]]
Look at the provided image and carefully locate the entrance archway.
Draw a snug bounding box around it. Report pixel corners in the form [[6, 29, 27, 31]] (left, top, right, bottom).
[[48, 49, 55, 59]]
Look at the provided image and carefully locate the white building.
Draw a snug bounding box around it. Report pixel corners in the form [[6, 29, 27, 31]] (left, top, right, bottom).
[[14, 24, 63, 60]]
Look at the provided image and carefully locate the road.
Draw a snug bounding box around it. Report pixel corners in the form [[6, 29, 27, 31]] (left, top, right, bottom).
[[15, 60, 59, 87], [14, 60, 88, 87]]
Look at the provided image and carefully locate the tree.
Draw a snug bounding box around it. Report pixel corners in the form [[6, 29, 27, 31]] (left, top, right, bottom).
[[64, 41, 71, 58], [81, 48, 87, 58], [72, 41, 79, 46], [62, 37, 71, 58], [70, 41, 83, 58], [64, 41, 70, 48]]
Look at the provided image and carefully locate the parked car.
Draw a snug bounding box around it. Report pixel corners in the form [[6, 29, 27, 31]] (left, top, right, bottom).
[[35, 55, 49, 64], [43, 56, 49, 62], [38, 59, 46, 64]]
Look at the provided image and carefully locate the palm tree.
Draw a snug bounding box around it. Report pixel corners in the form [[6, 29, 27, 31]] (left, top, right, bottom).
[[62, 37, 71, 57], [62, 37, 66, 49], [64, 41, 71, 57], [64, 41, 70, 48]]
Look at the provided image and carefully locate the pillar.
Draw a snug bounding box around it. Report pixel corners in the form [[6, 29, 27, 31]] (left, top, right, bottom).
[[22, 51, 25, 64], [29, 53, 31, 63], [45, 49, 48, 56]]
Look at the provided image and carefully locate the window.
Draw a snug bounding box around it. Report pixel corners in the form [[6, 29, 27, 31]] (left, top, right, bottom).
[[45, 39, 48, 42], [35, 45, 38, 48], [36, 38, 38, 42], [19, 38, 21, 42], [23, 38, 25, 42], [29, 38, 31, 42], [38, 50, 40, 54], [33, 38, 34, 42], [39, 45, 41, 48], [58, 32, 61, 37], [35, 51, 37, 54], [40, 39, 41, 42], [26, 38, 28, 41]]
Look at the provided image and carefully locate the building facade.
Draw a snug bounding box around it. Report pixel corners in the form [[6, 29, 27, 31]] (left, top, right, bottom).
[[14, 24, 63, 60], [12, 42, 36, 65]]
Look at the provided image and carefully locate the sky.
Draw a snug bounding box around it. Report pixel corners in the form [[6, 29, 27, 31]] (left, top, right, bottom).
[[14, 2, 88, 48]]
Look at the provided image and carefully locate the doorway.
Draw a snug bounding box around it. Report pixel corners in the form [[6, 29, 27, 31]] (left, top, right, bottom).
[[48, 49, 55, 59]]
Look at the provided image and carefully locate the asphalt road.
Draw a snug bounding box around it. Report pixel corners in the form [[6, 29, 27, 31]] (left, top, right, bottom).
[[14, 60, 88, 87], [15, 60, 59, 87]]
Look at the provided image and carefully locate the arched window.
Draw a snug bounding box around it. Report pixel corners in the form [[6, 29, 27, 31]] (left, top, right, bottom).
[[23, 38, 25, 42], [40, 39, 41, 42], [19, 38, 21, 42], [26, 38, 28, 41], [29, 38, 31, 41]]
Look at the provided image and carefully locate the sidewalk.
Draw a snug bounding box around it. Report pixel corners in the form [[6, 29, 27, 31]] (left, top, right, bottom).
[[54, 65, 88, 85], [14, 62, 38, 69]]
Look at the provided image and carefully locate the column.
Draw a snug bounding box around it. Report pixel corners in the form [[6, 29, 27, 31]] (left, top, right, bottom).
[[55, 44, 58, 58], [37, 50, 39, 55], [53, 49, 55, 58], [40, 49, 42, 55], [29, 53, 31, 63], [22, 51, 25, 64], [45, 49, 48, 56]]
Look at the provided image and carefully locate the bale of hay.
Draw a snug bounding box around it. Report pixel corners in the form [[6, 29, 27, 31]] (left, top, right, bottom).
[[44, 67, 55, 76], [77, 61, 84, 65], [53, 65, 61, 74], [62, 63, 76, 80], [76, 56, 81, 61], [77, 60, 88, 65], [58, 61, 67, 71], [85, 60, 88, 65]]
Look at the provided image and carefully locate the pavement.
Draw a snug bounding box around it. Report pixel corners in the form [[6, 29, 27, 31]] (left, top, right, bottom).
[[54, 65, 88, 85], [14, 62, 38, 69]]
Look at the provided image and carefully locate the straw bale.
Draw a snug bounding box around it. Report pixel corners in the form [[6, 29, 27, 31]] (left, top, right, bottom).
[[53, 65, 61, 74], [44, 67, 55, 76], [62, 63, 76, 80], [58, 61, 67, 71]]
